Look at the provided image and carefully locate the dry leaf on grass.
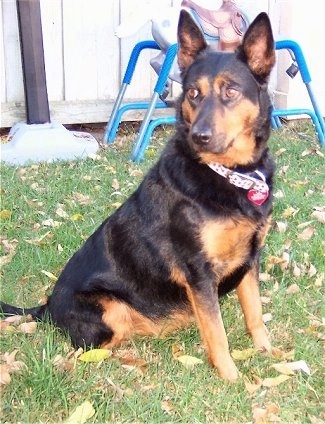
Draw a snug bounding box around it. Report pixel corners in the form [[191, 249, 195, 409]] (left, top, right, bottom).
[[244, 376, 262, 395], [42, 218, 62, 228], [161, 399, 174, 415], [271, 360, 311, 376], [252, 402, 280, 423], [111, 178, 120, 190], [176, 355, 203, 369], [56, 206, 69, 219], [0, 350, 27, 386], [298, 226, 315, 240], [262, 374, 291, 387], [41, 270, 58, 281], [231, 348, 257, 361], [25, 231, 53, 246], [286, 283, 300, 294], [18, 321, 37, 334], [270, 347, 295, 360], [53, 348, 83, 372], [311, 207, 325, 223], [64, 400, 95, 424]]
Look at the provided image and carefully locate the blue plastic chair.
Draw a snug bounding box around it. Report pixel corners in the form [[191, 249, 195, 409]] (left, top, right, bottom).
[[104, 39, 324, 162]]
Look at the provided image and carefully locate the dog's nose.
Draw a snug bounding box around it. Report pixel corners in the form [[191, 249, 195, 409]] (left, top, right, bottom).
[[192, 130, 212, 145]]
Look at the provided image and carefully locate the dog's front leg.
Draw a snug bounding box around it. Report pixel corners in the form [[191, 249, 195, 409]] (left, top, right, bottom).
[[236, 266, 271, 352], [186, 285, 239, 381]]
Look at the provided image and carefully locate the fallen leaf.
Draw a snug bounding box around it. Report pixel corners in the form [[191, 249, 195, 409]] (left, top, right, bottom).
[[270, 363, 295, 376], [64, 400, 95, 424], [78, 348, 111, 363], [41, 270, 58, 281], [284, 360, 311, 375], [262, 374, 291, 387], [111, 178, 120, 190], [25, 231, 53, 246], [0, 364, 11, 385], [262, 313, 272, 323], [270, 348, 295, 360], [244, 376, 262, 395], [56, 207, 69, 219], [308, 414, 325, 424], [311, 207, 325, 224], [161, 399, 174, 415], [298, 226, 314, 241], [111, 202, 122, 209], [3, 315, 24, 324], [275, 221, 287, 233], [275, 148, 287, 156], [70, 192, 92, 205], [171, 343, 185, 359], [129, 169, 143, 177], [42, 218, 62, 228], [18, 321, 37, 334], [176, 355, 203, 369], [0, 210, 11, 219], [286, 283, 300, 294], [252, 402, 280, 424], [70, 213, 84, 221], [260, 296, 271, 305], [231, 348, 257, 361], [282, 206, 299, 218], [106, 377, 124, 401], [308, 263, 317, 278], [0, 350, 27, 385]]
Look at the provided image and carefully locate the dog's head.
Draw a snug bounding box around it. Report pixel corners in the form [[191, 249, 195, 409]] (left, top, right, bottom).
[[177, 10, 275, 168]]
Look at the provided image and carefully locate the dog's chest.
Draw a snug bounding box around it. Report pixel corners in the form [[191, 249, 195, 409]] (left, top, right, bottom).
[[199, 217, 264, 276]]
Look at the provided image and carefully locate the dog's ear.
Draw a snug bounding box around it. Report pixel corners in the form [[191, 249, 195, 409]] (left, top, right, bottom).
[[177, 10, 207, 71], [240, 12, 275, 80]]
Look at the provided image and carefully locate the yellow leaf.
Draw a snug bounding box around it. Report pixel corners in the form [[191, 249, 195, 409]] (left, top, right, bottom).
[[231, 348, 257, 361], [64, 400, 95, 424], [262, 374, 291, 387], [0, 210, 11, 219], [78, 348, 111, 363], [41, 270, 58, 281], [176, 355, 203, 369], [71, 213, 84, 221], [282, 206, 299, 218], [111, 202, 122, 209]]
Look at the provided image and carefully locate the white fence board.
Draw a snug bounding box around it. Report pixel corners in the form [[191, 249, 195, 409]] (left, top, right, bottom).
[[1, 0, 324, 128]]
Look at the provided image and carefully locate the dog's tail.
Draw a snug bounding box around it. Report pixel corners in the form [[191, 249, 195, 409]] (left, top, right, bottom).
[[0, 300, 49, 321]]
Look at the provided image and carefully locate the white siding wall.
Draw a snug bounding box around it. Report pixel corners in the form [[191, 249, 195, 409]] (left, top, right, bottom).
[[1, 0, 324, 127]]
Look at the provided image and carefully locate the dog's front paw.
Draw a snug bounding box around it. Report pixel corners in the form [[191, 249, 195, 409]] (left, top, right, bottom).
[[216, 358, 239, 382], [251, 325, 271, 353]]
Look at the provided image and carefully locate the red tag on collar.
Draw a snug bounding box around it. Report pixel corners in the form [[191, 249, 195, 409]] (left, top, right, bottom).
[[247, 189, 269, 205]]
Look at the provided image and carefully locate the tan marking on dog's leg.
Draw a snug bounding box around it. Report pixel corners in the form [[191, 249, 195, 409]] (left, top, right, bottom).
[[185, 287, 239, 381], [236, 268, 271, 352]]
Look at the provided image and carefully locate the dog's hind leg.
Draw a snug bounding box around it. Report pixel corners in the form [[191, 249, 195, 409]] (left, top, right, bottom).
[[236, 266, 271, 352]]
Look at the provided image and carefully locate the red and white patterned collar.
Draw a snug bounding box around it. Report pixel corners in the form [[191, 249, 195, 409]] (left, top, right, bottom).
[[208, 162, 270, 206]]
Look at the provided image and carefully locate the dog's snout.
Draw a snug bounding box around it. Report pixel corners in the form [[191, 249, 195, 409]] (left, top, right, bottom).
[[192, 129, 212, 145]]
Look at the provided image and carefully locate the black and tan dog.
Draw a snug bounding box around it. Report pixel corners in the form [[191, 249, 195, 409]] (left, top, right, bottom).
[[1, 11, 276, 381]]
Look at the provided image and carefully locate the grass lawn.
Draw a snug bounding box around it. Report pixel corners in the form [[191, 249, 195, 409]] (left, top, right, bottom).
[[0, 122, 324, 423]]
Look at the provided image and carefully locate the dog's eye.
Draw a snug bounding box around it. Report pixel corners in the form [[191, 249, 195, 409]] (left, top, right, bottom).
[[225, 87, 238, 98], [187, 88, 200, 100]]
